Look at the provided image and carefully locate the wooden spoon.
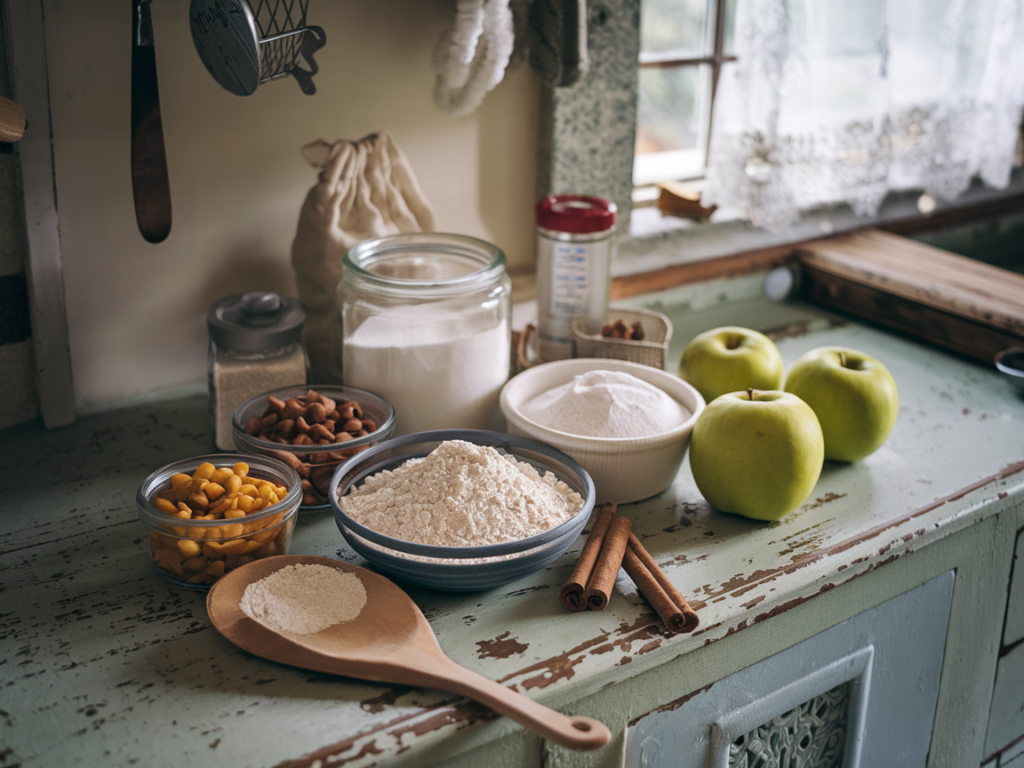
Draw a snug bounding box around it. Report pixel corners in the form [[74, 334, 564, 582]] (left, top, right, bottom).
[[206, 555, 611, 750], [131, 0, 171, 243]]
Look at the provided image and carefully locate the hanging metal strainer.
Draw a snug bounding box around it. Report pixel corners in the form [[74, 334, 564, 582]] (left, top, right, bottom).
[[190, 0, 327, 96]]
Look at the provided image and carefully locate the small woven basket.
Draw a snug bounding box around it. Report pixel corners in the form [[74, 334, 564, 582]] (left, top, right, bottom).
[[572, 308, 672, 369]]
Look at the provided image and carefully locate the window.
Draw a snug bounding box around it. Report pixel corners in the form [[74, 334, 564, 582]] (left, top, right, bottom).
[[633, 0, 736, 186], [536, 0, 1024, 274]]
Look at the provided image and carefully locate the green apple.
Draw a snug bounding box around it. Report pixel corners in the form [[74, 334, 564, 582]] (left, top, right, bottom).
[[689, 389, 824, 521], [784, 346, 898, 462], [678, 326, 784, 404]]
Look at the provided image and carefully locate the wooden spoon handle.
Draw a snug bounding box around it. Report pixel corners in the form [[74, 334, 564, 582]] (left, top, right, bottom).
[[428, 658, 611, 750]]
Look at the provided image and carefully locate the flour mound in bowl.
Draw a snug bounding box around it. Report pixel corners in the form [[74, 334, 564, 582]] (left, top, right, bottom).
[[338, 439, 584, 547], [522, 369, 689, 438]]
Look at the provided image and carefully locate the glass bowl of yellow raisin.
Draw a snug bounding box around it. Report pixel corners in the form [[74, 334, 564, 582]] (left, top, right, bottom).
[[136, 454, 301, 589]]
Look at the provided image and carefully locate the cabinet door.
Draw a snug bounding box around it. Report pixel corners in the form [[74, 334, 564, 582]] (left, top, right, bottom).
[[985, 529, 1024, 764], [1004, 529, 1024, 647], [625, 572, 954, 768]]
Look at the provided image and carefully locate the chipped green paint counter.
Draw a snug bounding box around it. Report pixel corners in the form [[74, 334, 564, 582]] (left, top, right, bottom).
[[4, 276, 1024, 768]]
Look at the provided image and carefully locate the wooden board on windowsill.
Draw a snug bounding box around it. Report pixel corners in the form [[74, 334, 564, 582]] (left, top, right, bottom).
[[796, 229, 1024, 362]]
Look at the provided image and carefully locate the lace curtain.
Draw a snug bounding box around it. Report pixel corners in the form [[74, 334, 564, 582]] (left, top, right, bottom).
[[701, 0, 1024, 230]]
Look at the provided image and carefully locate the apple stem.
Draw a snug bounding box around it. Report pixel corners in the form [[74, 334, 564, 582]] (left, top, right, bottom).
[[840, 351, 847, 368], [747, 387, 754, 401]]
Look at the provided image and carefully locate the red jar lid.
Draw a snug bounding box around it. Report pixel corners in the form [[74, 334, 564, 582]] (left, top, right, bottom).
[[536, 195, 617, 234]]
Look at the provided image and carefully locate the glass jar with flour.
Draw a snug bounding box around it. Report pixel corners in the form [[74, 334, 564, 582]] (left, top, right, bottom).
[[340, 233, 511, 435]]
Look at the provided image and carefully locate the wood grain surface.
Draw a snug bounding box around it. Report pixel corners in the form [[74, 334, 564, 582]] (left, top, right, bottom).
[[797, 229, 1024, 360]]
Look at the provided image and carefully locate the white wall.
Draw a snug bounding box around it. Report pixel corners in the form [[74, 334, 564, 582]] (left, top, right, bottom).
[[41, 0, 538, 410]]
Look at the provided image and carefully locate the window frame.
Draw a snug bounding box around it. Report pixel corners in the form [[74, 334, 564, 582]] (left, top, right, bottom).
[[535, 0, 1024, 284], [633, 0, 735, 186]]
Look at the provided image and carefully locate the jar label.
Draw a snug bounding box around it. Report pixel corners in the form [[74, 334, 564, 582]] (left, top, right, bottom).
[[549, 243, 591, 316]]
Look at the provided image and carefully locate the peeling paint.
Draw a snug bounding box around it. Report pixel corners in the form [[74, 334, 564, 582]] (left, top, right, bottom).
[[360, 689, 398, 714], [724, 620, 748, 637], [475, 632, 528, 660], [498, 616, 673, 691], [275, 737, 384, 768], [804, 492, 847, 511], [753, 583, 837, 625], [275, 701, 496, 768], [502, 585, 550, 598], [496, 631, 610, 689], [389, 703, 497, 742], [630, 682, 716, 724]]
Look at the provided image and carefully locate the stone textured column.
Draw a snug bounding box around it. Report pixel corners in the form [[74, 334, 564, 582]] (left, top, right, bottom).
[[536, 0, 640, 232]]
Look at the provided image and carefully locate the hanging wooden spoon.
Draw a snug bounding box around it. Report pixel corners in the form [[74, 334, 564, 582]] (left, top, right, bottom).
[[207, 555, 611, 751], [131, 0, 171, 243]]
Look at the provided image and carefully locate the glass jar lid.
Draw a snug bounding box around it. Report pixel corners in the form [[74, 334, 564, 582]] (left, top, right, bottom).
[[343, 233, 507, 298], [207, 292, 305, 353], [536, 195, 617, 234]]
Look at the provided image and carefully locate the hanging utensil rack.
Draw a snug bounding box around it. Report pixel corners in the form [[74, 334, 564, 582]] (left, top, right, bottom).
[[190, 0, 327, 96]]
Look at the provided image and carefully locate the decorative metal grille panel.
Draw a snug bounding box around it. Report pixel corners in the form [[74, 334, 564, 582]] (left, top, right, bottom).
[[729, 683, 850, 768]]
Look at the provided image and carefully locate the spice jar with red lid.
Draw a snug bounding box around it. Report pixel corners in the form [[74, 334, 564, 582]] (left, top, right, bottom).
[[535, 194, 617, 362]]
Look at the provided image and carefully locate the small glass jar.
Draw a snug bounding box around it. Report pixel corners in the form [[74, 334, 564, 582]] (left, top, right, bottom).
[[340, 233, 512, 435], [207, 292, 309, 451], [535, 195, 617, 362]]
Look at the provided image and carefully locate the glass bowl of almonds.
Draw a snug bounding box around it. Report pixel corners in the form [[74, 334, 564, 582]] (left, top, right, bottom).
[[231, 385, 397, 509], [136, 453, 301, 589]]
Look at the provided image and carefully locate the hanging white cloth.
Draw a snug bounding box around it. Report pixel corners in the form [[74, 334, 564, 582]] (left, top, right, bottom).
[[433, 0, 516, 116], [702, 0, 1024, 230]]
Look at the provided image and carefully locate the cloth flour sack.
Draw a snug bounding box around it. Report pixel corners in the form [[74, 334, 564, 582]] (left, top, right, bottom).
[[291, 132, 436, 384]]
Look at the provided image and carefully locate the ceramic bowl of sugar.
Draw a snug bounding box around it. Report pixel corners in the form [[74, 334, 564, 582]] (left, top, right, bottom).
[[328, 429, 596, 591], [500, 358, 706, 505]]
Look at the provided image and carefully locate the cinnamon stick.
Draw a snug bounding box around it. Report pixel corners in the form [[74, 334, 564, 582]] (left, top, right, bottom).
[[583, 516, 632, 611], [559, 502, 617, 611], [624, 533, 699, 633]]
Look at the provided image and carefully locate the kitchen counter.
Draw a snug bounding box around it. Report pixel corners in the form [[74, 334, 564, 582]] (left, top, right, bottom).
[[4, 273, 1024, 768]]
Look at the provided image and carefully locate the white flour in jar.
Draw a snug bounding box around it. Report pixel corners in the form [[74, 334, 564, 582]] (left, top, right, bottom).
[[522, 369, 689, 438], [239, 563, 367, 635], [338, 439, 584, 547], [343, 307, 509, 435]]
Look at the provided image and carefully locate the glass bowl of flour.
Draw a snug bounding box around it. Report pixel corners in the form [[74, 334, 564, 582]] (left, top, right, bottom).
[[500, 358, 706, 504], [328, 430, 596, 591]]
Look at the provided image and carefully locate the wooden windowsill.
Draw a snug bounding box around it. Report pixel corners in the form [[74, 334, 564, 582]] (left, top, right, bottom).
[[612, 189, 1024, 301]]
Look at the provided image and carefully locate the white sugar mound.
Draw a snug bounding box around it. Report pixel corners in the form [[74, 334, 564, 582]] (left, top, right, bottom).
[[522, 369, 688, 438]]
